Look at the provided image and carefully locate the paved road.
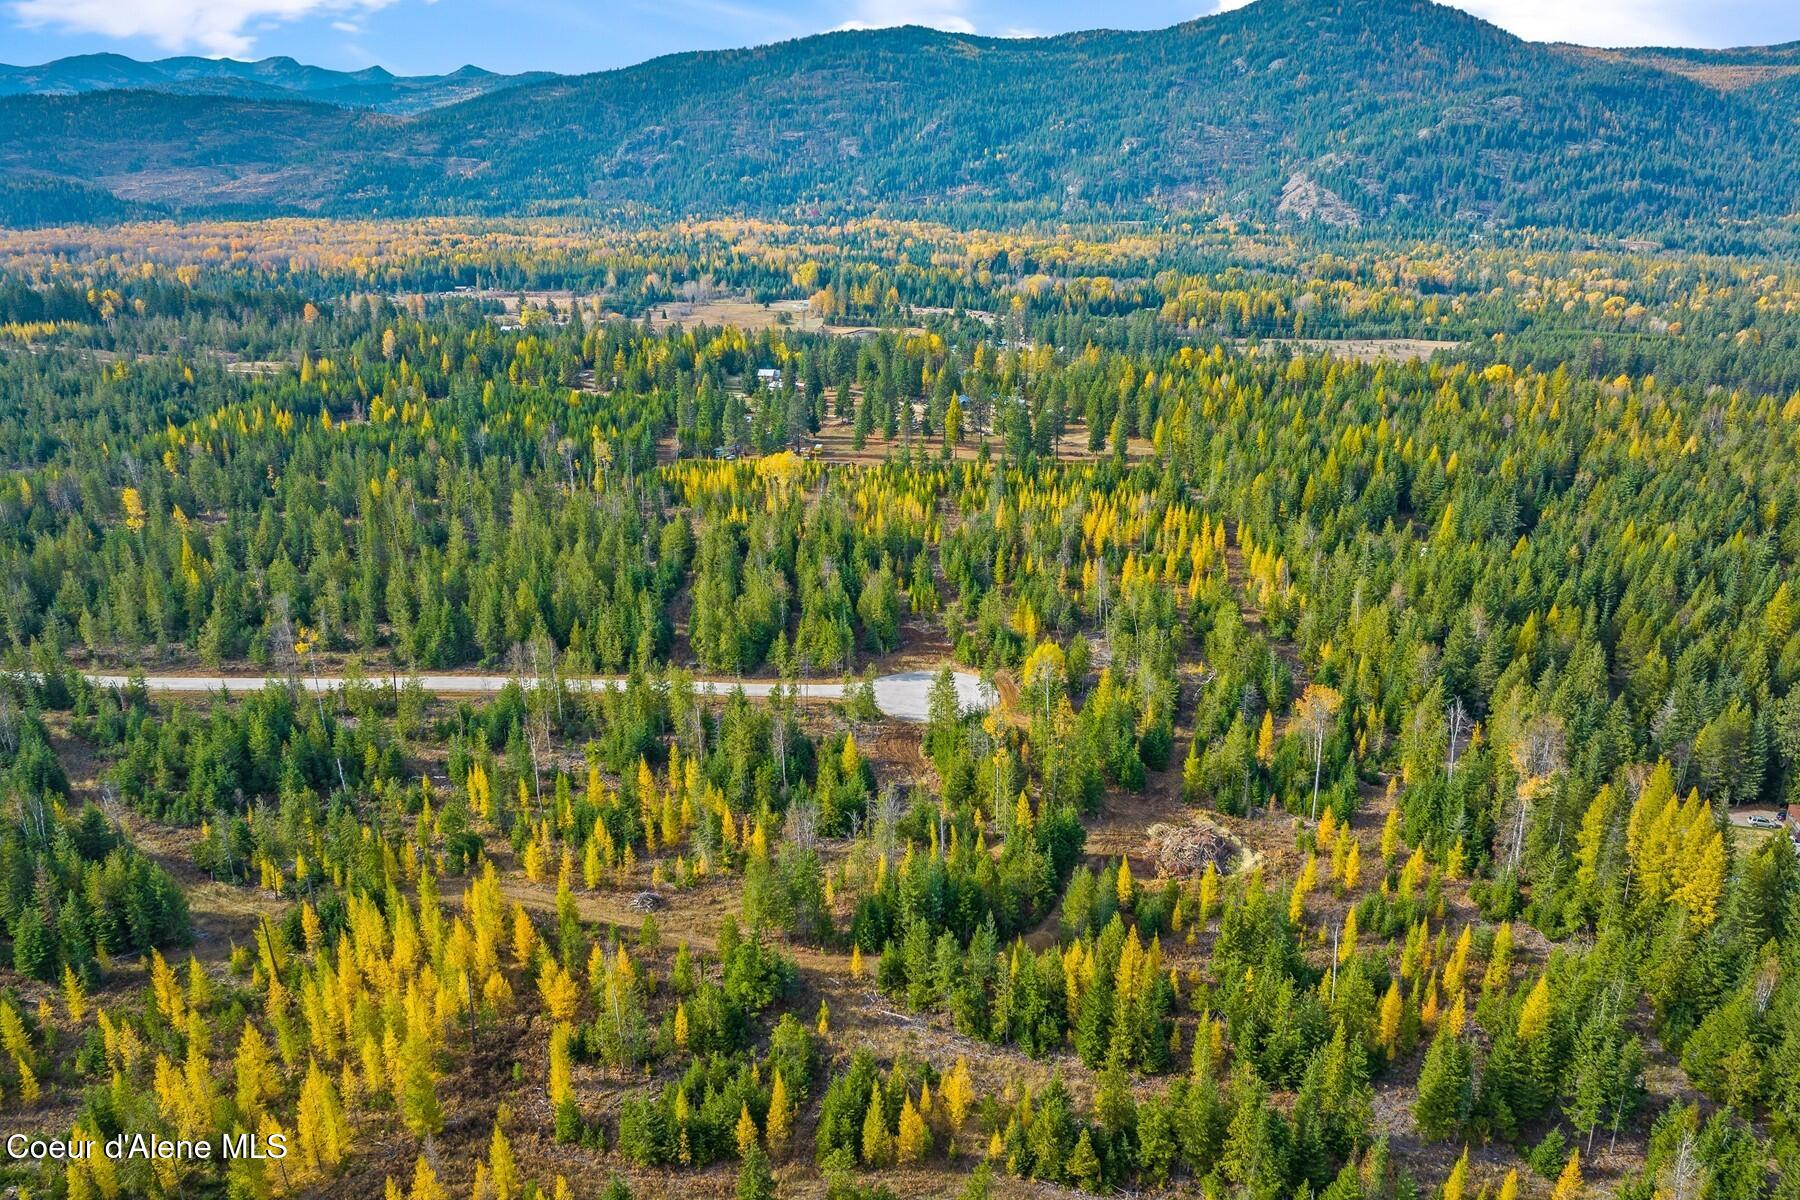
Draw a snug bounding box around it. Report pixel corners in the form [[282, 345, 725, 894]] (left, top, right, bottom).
[[80, 668, 995, 724]]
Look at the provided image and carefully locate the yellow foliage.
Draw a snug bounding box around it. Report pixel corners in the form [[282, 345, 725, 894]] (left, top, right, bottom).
[[896, 1094, 930, 1163], [1517, 974, 1552, 1043], [1551, 1151, 1583, 1200]]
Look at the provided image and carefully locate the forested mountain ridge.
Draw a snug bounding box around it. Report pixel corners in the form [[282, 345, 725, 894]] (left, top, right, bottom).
[[0, 52, 552, 113], [1, 0, 1798, 235]]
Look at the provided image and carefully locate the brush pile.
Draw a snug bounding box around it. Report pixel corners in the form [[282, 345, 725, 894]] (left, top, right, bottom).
[[1146, 819, 1239, 878]]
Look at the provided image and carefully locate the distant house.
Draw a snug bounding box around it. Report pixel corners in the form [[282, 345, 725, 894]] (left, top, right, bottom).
[[755, 367, 804, 390]]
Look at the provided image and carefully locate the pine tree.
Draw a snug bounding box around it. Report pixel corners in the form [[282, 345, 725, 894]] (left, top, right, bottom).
[[1064, 1126, 1099, 1189], [737, 1144, 776, 1200], [12, 908, 54, 981], [1414, 1028, 1474, 1140]]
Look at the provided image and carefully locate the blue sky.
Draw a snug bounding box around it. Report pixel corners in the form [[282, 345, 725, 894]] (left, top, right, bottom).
[[4, 0, 1798, 75]]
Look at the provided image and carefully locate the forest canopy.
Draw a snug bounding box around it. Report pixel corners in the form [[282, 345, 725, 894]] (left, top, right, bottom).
[[0, 207, 1795, 1200]]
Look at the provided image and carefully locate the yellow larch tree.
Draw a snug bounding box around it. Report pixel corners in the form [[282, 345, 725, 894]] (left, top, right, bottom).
[[510, 904, 539, 968], [407, 1155, 448, 1200], [735, 1102, 761, 1158], [538, 960, 579, 1022], [1338, 909, 1359, 964], [1442, 1146, 1470, 1200], [294, 1058, 348, 1179], [896, 1093, 930, 1163], [1378, 980, 1405, 1059], [1256, 709, 1276, 766], [488, 1120, 517, 1200], [1550, 1150, 1583, 1200], [234, 1022, 280, 1122], [861, 1089, 892, 1166], [1516, 975, 1552, 1044], [61, 965, 88, 1025], [548, 1021, 574, 1113], [941, 1055, 974, 1151], [766, 1068, 794, 1160]]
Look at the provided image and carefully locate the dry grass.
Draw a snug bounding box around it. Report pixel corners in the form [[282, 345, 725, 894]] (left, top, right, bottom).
[[1231, 336, 1461, 364]]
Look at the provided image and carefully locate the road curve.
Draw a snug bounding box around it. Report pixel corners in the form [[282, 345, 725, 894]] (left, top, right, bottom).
[[78, 668, 995, 724]]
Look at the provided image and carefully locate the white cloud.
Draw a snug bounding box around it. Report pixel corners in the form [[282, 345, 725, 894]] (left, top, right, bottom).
[[1450, 0, 1694, 47], [837, 0, 975, 34], [11, 0, 399, 56], [1206, 0, 1710, 47]]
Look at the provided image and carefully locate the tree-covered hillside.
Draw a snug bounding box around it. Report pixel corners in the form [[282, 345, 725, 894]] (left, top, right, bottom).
[[2, 0, 1797, 236]]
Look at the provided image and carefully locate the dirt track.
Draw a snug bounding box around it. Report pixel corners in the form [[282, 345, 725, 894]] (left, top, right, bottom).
[[75, 668, 995, 723]]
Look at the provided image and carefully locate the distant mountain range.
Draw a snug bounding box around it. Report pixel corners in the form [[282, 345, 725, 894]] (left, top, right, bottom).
[[0, 53, 552, 113], [2, 0, 1797, 236]]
